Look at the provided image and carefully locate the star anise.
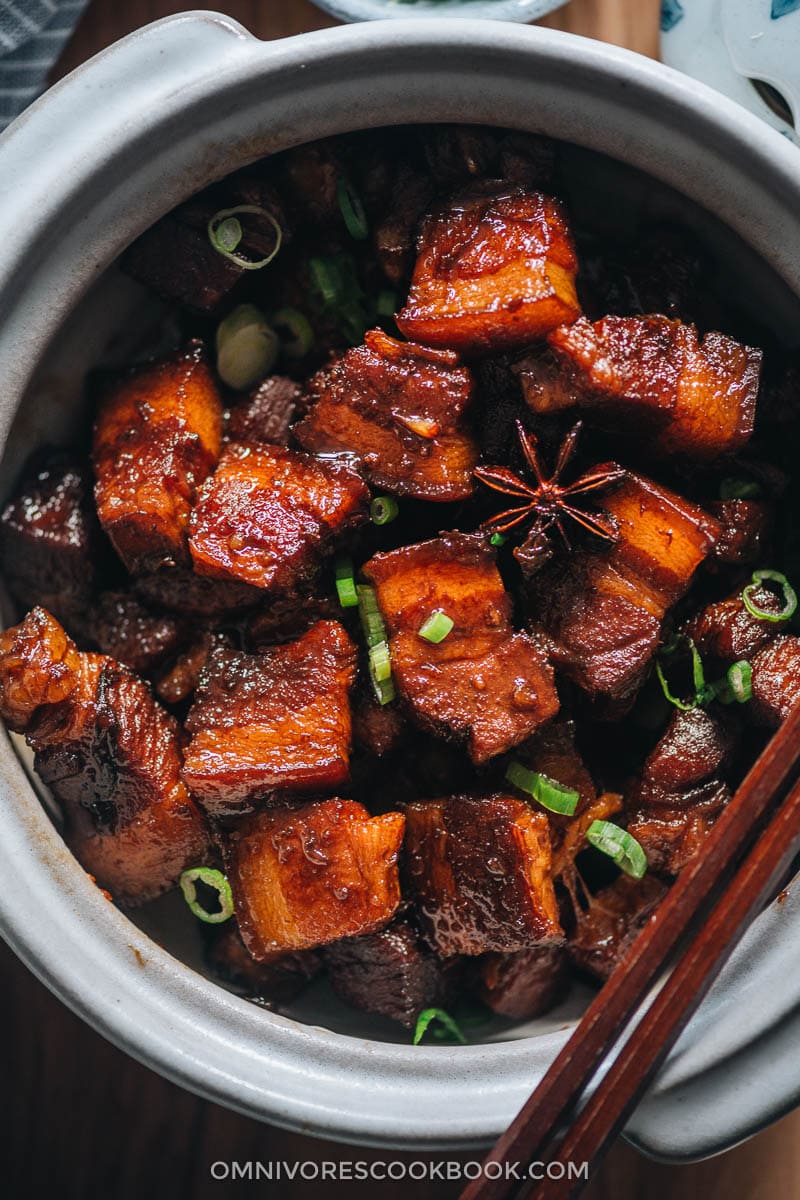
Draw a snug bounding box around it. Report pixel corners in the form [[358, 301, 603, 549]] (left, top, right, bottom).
[[474, 420, 625, 548]]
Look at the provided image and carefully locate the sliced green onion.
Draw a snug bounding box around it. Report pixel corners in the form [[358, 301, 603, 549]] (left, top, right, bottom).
[[505, 762, 580, 816], [208, 205, 283, 270], [413, 1007, 467, 1046], [215, 304, 278, 391], [720, 477, 761, 500], [742, 569, 798, 623], [310, 255, 340, 305], [372, 674, 396, 706], [586, 821, 648, 879], [272, 307, 314, 359], [369, 640, 392, 683], [418, 611, 454, 645], [376, 289, 397, 318], [727, 660, 753, 704], [490, 533, 507, 547], [337, 174, 369, 240], [335, 558, 358, 608], [655, 637, 706, 711], [180, 867, 234, 924], [370, 496, 399, 526], [357, 584, 386, 648]]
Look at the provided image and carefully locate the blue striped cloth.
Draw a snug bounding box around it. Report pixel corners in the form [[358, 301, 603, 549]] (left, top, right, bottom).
[[0, 0, 89, 131]]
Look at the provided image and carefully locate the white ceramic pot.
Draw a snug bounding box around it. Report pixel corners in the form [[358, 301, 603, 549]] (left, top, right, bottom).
[[1, 12, 799, 1161]]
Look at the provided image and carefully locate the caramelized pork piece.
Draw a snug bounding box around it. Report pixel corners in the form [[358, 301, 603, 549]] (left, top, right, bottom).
[[224, 798, 404, 957], [0, 451, 101, 621], [133, 567, 262, 620], [0, 608, 208, 904], [93, 343, 223, 573], [207, 922, 322, 1003], [686, 582, 789, 667], [83, 591, 186, 674], [353, 691, 407, 757], [569, 874, 668, 982], [226, 376, 303, 447], [419, 125, 500, 188], [708, 499, 772, 566], [374, 165, 435, 286], [154, 631, 220, 706], [363, 533, 559, 763], [323, 918, 450, 1027], [750, 637, 800, 727], [497, 132, 558, 190], [531, 470, 720, 704], [514, 348, 581, 415], [296, 329, 478, 501], [397, 183, 580, 354], [404, 795, 561, 956], [544, 316, 761, 460], [476, 943, 568, 1020], [245, 593, 339, 650], [182, 621, 357, 815], [189, 442, 367, 592], [626, 708, 734, 874], [275, 140, 344, 227]]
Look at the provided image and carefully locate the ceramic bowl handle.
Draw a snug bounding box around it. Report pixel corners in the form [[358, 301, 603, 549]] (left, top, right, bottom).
[[661, 0, 799, 143]]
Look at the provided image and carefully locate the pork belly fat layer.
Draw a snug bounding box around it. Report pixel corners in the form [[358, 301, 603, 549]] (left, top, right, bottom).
[[363, 532, 559, 762], [0, 608, 209, 904], [404, 794, 561, 957], [224, 798, 405, 957], [476, 943, 567, 1021], [189, 441, 368, 592], [296, 329, 478, 501], [207, 922, 322, 1004], [687, 583, 790, 667], [569, 874, 668, 982], [397, 183, 580, 354], [92, 342, 223, 573], [546, 315, 761, 460], [182, 620, 357, 815]]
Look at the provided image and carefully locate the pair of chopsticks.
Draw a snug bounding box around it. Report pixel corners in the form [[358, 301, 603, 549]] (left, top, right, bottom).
[[460, 702, 800, 1200]]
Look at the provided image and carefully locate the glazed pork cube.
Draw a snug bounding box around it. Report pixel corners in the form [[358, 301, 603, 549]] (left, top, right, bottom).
[[207, 922, 322, 1004], [475, 943, 568, 1021], [363, 533, 559, 763], [133, 566, 262, 620], [530, 470, 720, 704], [397, 182, 580, 354], [403, 795, 561, 956], [223, 798, 405, 957], [226, 375, 303, 447], [569, 874, 668, 982], [93, 342, 223, 573], [295, 329, 479, 501], [374, 165, 435, 285], [83, 591, 186, 675], [0, 608, 209, 904], [626, 708, 734, 875], [182, 620, 357, 816], [155, 631, 221, 706], [707, 499, 772, 566], [189, 442, 368, 592], [323, 918, 451, 1028], [0, 451, 101, 621], [750, 637, 800, 727], [545, 315, 761, 460], [686, 581, 790, 667]]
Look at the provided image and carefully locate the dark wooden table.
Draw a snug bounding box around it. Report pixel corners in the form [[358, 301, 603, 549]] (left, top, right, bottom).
[[3, 2, 798, 1196]]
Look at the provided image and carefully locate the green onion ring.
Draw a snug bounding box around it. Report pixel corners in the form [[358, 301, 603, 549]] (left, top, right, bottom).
[[370, 496, 399, 526], [272, 307, 315, 358], [180, 867, 234, 924], [505, 762, 580, 816], [656, 637, 707, 711], [586, 821, 648, 879], [207, 205, 283, 270], [336, 174, 369, 240], [742, 569, 798, 623], [413, 1007, 467, 1046], [418, 611, 455, 645], [334, 558, 359, 608]]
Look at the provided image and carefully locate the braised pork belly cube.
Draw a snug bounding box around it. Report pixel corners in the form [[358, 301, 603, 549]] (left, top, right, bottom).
[[363, 533, 559, 763], [0, 608, 208, 904], [226, 376, 303, 447], [295, 330, 479, 501], [686, 582, 789, 668], [93, 342, 223, 573], [708, 500, 772, 566], [530, 470, 720, 704], [133, 566, 262, 620], [569, 874, 668, 982], [154, 631, 223, 707], [514, 348, 581, 416], [750, 637, 800, 727], [182, 620, 357, 816], [275, 140, 345, 228], [323, 918, 450, 1028], [397, 183, 580, 354], [403, 795, 561, 956], [627, 791, 730, 876], [374, 165, 435, 286], [545, 316, 761, 460], [189, 442, 368, 592], [476, 943, 568, 1020], [0, 451, 101, 621], [224, 799, 405, 957], [83, 591, 186, 675], [352, 691, 407, 757], [207, 922, 322, 1004]]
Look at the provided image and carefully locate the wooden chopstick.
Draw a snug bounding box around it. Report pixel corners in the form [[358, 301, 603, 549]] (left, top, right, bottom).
[[459, 702, 800, 1200]]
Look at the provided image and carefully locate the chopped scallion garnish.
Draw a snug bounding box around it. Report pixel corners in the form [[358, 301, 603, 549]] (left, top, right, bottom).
[[418, 611, 454, 645], [720, 478, 761, 500], [490, 533, 507, 547], [335, 558, 359, 608], [272, 307, 314, 359], [310, 256, 339, 305], [208, 205, 283, 270], [369, 640, 392, 683], [742, 569, 797, 623], [357, 585, 386, 648], [370, 496, 399, 526], [376, 289, 397, 318], [180, 867, 234, 924], [337, 174, 369, 240], [505, 762, 579, 816], [358, 586, 395, 704], [726, 660, 753, 704], [215, 304, 278, 391], [586, 821, 648, 879], [413, 1007, 467, 1046], [656, 637, 707, 711]]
